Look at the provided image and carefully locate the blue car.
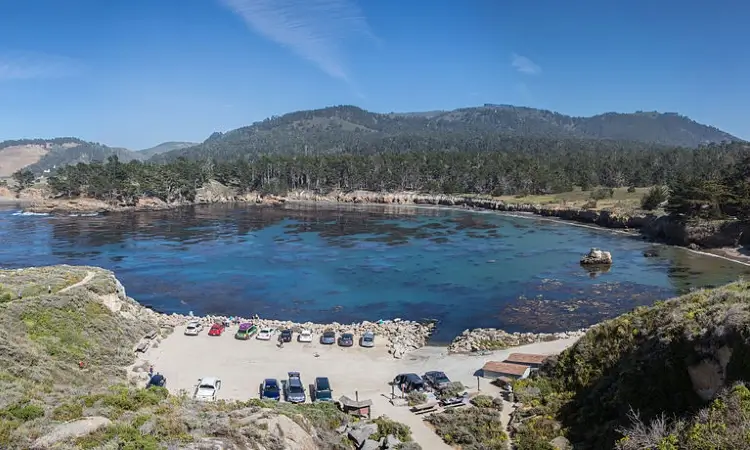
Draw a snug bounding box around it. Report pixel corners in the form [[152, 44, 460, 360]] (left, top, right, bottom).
[[260, 378, 280, 401]]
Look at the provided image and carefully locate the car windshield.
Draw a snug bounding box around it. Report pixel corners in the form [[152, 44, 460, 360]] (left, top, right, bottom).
[[363, 335, 373, 342], [199, 384, 215, 390], [264, 383, 279, 392], [324, 332, 334, 337], [187, 324, 196, 329], [289, 385, 303, 393], [343, 334, 353, 339]]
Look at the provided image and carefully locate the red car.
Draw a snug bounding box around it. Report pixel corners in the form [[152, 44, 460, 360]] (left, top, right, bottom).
[[208, 323, 225, 336]]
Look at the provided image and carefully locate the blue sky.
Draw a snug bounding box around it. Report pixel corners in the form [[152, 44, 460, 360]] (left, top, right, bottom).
[[0, 0, 747, 149]]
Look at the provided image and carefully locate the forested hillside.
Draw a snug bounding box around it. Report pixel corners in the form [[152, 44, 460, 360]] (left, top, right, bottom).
[[153, 105, 739, 162]]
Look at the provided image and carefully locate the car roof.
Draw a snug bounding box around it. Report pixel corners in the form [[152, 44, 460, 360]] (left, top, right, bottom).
[[342, 332, 353, 337], [281, 329, 292, 333], [399, 373, 423, 382], [264, 378, 278, 385], [200, 377, 219, 385], [425, 371, 446, 377]]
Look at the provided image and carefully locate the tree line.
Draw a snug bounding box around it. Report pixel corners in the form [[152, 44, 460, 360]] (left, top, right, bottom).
[[10, 141, 750, 220]]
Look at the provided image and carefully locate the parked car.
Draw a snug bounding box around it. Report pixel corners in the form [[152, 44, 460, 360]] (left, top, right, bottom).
[[256, 327, 274, 340], [338, 333, 354, 347], [360, 331, 375, 348], [311, 377, 333, 402], [146, 373, 166, 388], [184, 321, 203, 336], [298, 329, 313, 343], [392, 373, 425, 393], [208, 323, 225, 336], [280, 329, 293, 342], [194, 377, 221, 401], [260, 378, 281, 401], [235, 322, 257, 340], [284, 372, 306, 403], [423, 371, 451, 390], [320, 330, 336, 345]]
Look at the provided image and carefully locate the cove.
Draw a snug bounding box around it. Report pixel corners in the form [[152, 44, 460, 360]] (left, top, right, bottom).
[[1, 203, 748, 343]]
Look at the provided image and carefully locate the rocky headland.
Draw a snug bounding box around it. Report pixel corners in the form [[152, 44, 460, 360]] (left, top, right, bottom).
[[17, 183, 750, 254]]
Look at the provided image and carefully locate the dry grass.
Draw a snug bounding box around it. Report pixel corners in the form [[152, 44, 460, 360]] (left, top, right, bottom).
[[494, 186, 651, 211]]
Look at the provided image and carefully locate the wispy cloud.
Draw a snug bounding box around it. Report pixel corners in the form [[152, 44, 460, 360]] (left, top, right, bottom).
[[0, 51, 80, 81], [219, 0, 374, 81], [511, 53, 541, 75]]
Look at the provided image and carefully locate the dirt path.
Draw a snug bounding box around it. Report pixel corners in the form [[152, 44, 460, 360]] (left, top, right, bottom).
[[59, 271, 96, 293]]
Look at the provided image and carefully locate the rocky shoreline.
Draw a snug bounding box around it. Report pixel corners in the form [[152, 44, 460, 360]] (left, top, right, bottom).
[[18, 184, 750, 253], [447, 327, 588, 353], [155, 312, 435, 359]]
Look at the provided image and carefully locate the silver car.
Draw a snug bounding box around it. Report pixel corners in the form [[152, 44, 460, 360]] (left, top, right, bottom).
[[360, 331, 375, 348]]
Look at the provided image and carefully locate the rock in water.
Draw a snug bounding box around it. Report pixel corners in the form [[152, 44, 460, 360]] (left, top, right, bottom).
[[580, 247, 612, 265]]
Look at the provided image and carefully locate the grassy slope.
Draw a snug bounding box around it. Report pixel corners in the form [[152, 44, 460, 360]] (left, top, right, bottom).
[[511, 281, 750, 449], [0, 266, 417, 449]]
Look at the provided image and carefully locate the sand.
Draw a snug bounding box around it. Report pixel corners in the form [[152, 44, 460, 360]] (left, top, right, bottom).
[[142, 326, 579, 449]]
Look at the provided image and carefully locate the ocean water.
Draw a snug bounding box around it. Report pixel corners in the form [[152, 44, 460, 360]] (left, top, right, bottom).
[[1, 203, 748, 342]]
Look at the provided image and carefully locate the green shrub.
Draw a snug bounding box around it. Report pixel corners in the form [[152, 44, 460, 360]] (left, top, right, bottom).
[[406, 391, 427, 406], [470, 394, 495, 408], [0, 402, 45, 421], [590, 188, 614, 200], [426, 408, 509, 449], [641, 185, 668, 210], [627, 186, 636, 193], [100, 386, 168, 413], [52, 401, 84, 421], [372, 415, 413, 442]]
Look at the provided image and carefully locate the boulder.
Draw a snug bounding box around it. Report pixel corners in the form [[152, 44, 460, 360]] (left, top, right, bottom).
[[349, 423, 378, 447], [360, 439, 381, 450], [549, 436, 573, 450], [580, 248, 612, 265], [32, 416, 111, 449]]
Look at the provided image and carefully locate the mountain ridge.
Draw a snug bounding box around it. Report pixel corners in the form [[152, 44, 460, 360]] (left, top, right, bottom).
[[155, 104, 741, 162], [3, 104, 742, 173]]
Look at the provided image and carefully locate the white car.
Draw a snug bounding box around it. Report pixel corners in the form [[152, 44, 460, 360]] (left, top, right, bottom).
[[256, 327, 274, 340], [184, 321, 203, 336], [194, 377, 221, 401], [298, 329, 313, 343]]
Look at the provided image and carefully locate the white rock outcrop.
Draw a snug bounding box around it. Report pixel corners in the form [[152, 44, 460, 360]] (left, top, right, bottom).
[[580, 247, 613, 265]]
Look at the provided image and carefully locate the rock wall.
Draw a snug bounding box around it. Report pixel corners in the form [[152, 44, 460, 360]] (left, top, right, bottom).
[[157, 313, 434, 359], [448, 327, 588, 353]]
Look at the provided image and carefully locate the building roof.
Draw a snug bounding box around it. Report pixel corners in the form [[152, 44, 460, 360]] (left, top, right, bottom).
[[481, 361, 530, 376], [505, 353, 549, 365]]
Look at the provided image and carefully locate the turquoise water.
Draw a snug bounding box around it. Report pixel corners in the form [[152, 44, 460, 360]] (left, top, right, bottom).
[[1, 203, 748, 342]]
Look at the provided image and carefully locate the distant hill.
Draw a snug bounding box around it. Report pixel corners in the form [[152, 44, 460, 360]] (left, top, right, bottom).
[[20, 140, 143, 174], [0, 138, 89, 177], [153, 105, 741, 162], [137, 141, 197, 158]]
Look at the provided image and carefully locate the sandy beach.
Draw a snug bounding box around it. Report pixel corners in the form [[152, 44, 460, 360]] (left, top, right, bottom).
[[140, 325, 579, 449]]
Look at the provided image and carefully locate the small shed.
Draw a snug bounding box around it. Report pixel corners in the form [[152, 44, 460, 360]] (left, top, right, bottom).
[[504, 353, 549, 369], [481, 361, 531, 380], [338, 395, 372, 419]]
